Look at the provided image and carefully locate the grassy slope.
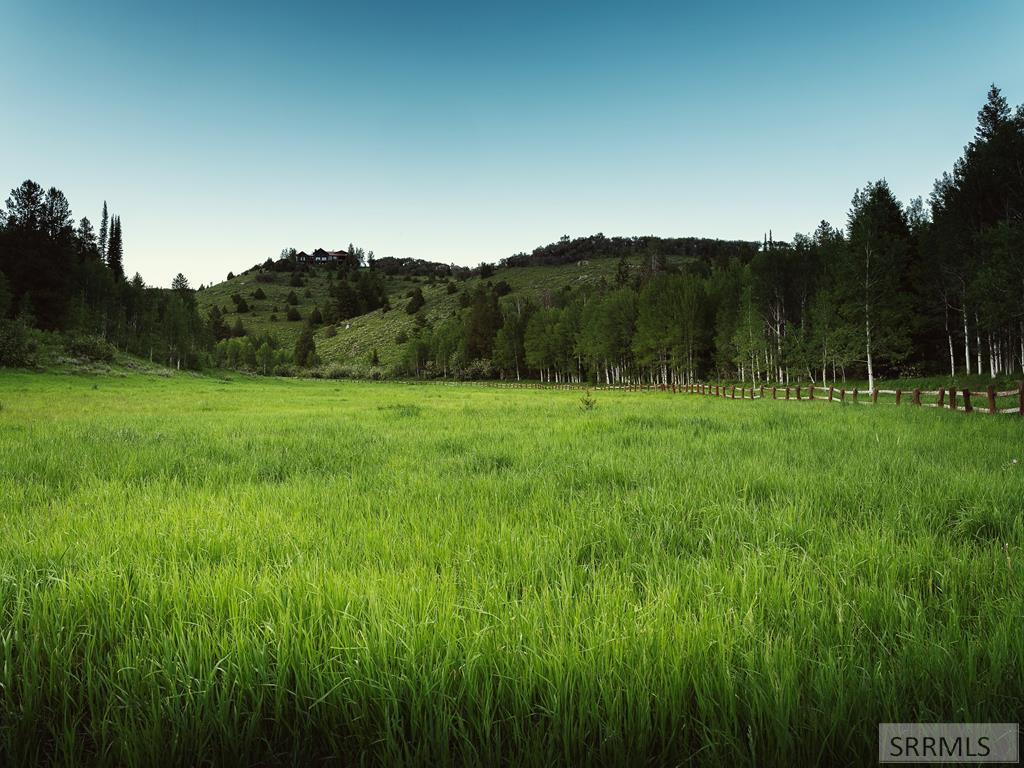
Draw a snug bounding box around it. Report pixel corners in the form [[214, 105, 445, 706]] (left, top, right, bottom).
[[196, 257, 636, 370], [1, 371, 1023, 766]]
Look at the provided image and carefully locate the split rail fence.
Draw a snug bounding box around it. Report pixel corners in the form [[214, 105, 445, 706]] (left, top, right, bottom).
[[429, 379, 1024, 416]]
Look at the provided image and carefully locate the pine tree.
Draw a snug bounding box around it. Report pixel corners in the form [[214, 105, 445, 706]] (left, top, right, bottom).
[[98, 201, 109, 260], [294, 323, 316, 366], [106, 215, 124, 279]]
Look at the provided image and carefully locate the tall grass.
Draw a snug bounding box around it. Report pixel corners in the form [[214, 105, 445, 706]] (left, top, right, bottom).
[[0, 372, 1022, 766]]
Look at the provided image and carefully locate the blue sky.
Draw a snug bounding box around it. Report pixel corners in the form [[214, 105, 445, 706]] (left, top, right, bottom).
[[2, 1, 1022, 286]]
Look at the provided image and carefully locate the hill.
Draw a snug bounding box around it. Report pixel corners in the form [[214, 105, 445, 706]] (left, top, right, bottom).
[[195, 237, 750, 374]]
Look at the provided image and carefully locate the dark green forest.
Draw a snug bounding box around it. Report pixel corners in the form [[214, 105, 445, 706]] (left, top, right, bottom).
[[2, 86, 1022, 385], [400, 86, 1024, 388]]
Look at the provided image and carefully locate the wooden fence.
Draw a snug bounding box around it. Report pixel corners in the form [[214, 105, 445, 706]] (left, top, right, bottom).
[[427, 379, 1024, 416]]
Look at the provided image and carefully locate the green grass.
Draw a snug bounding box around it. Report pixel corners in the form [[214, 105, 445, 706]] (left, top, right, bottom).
[[1, 371, 1022, 766]]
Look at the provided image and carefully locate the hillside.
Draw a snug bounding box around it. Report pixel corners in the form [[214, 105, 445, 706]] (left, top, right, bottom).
[[196, 253, 691, 372]]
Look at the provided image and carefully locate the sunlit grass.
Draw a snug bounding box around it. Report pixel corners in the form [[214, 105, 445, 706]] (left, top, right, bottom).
[[1, 372, 1022, 766]]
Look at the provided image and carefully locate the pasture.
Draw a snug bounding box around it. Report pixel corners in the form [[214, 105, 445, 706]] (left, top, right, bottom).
[[0, 371, 1022, 766]]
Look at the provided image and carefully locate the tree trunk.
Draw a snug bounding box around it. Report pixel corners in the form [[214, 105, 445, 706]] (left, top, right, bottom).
[[963, 305, 971, 374], [865, 245, 874, 392]]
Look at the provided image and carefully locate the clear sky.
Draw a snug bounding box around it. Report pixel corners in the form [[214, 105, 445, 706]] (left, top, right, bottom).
[[3, 1, 1022, 286]]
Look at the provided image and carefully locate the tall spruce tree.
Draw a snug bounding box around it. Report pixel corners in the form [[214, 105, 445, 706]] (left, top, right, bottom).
[[98, 201, 109, 260], [106, 215, 124, 279]]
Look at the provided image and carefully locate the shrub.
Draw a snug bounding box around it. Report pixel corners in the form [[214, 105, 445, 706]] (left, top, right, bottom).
[[63, 334, 116, 362], [272, 363, 295, 377], [395, 330, 408, 344], [286, 307, 301, 322], [286, 291, 298, 306], [0, 319, 35, 366], [253, 287, 266, 300], [289, 272, 304, 287], [405, 288, 425, 314], [446, 281, 458, 294], [304, 288, 312, 299], [323, 324, 337, 338]]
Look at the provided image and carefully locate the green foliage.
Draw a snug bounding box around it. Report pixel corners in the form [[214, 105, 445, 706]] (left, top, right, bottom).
[[0, 271, 10, 318], [286, 306, 301, 322], [63, 333, 116, 362], [294, 324, 317, 367], [0, 319, 35, 366], [405, 287, 425, 314]]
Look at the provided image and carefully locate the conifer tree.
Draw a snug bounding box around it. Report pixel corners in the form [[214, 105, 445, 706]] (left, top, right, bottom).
[[98, 201, 109, 260], [106, 215, 124, 279]]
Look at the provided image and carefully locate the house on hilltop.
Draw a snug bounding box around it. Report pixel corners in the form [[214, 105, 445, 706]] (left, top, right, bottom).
[[296, 248, 351, 265]]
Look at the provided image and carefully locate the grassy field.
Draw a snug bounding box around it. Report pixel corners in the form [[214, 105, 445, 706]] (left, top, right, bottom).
[[1, 371, 1022, 766]]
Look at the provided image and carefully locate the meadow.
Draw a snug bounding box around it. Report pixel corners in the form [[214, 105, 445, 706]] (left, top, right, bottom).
[[1, 371, 1022, 766]]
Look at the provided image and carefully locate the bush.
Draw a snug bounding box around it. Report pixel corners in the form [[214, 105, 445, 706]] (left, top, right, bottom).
[[289, 272, 304, 287], [322, 363, 351, 379], [395, 330, 408, 344], [286, 307, 301, 322], [272, 364, 295, 377], [253, 288, 266, 300], [304, 288, 312, 299], [255, 273, 276, 284], [0, 319, 35, 367], [446, 281, 458, 294], [63, 333, 116, 362], [405, 288, 425, 314], [286, 291, 298, 305], [323, 324, 337, 338]]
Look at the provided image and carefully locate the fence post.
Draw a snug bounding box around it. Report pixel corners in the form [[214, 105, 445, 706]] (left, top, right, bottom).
[[871, 388, 879, 405], [840, 387, 846, 402], [937, 388, 945, 408], [912, 388, 921, 406], [852, 388, 858, 404], [949, 388, 957, 410], [1019, 381, 1024, 415], [986, 385, 996, 414], [809, 385, 815, 400], [962, 388, 973, 413], [772, 386, 777, 400], [895, 388, 902, 406], [785, 387, 790, 400], [828, 386, 834, 402], [759, 385, 764, 399], [730, 386, 736, 399]]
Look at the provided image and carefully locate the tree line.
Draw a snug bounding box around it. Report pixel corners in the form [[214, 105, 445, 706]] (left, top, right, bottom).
[[399, 86, 1024, 387], [0, 181, 209, 368]]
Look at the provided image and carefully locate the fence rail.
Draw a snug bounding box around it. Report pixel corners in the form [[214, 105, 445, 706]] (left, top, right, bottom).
[[422, 378, 1024, 416]]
